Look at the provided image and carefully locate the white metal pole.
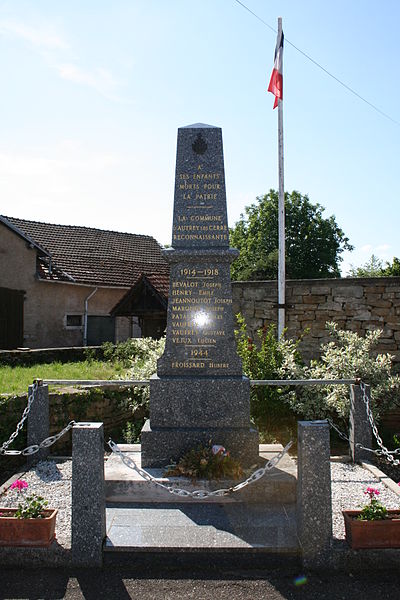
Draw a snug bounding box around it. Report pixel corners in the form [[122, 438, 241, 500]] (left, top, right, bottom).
[[277, 16, 285, 338]]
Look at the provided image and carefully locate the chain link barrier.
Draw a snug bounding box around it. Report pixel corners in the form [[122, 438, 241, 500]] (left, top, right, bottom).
[[108, 439, 293, 499], [359, 380, 400, 466], [0, 380, 39, 452], [0, 421, 76, 456], [326, 418, 377, 454], [326, 380, 400, 465]]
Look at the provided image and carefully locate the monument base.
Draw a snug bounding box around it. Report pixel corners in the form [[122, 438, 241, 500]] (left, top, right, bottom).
[[148, 375, 252, 428], [141, 419, 259, 468]]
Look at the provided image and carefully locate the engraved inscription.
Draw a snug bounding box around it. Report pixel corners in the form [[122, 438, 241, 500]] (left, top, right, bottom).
[[167, 262, 233, 371]]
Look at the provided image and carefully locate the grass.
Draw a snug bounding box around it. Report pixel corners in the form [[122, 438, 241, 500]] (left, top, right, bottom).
[[0, 360, 128, 395]]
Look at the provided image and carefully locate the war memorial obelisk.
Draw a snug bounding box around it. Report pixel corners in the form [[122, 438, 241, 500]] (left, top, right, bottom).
[[141, 124, 259, 467]]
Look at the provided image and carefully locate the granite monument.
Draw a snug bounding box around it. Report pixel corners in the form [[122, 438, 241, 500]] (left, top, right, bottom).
[[141, 123, 259, 467]]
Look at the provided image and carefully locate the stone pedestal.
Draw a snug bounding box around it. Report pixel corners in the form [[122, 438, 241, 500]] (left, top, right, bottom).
[[349, 383, 372, 463], [141, 421, 259, 468], [72, 422, 105, 567], [27, 383, 49, 466], [141, 124, 258, 467], [297, 420, 332, 568]]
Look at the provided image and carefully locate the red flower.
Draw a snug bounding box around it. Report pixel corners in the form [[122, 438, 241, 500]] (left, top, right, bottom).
[[10, 479, 28, 492]]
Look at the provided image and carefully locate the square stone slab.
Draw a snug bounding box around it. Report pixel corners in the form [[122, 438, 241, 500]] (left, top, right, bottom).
[[104, 502, 298, 553]]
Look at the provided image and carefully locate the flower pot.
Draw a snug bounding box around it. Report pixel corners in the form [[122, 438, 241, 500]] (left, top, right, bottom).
[[343, 509, 400, 549], [0, 508, 57, 547]]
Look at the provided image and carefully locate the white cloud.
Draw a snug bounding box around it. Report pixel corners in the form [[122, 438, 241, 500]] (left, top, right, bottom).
[[0, 145, 121, 177], [0, 18, 68, 50], [0, 17, 121, 100], [376, 243, 390, 253], [56, 63, 119, 98], [360, 244, 373, 253]]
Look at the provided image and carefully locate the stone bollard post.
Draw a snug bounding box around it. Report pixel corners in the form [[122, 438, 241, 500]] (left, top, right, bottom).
[[27, 381, 49, 467], [72, 423, 106, 567], [297, 420, 332, 568], [349, 383, 372, 463]]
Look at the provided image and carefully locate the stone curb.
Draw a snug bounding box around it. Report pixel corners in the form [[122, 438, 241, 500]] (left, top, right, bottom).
[[360, 460, 400, 497], [0, 469, 28, 497]]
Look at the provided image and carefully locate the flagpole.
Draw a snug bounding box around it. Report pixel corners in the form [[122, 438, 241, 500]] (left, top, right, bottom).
[[277, 16, 285, 338]]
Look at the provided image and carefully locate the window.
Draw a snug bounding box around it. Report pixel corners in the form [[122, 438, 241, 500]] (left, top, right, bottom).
[[66, 314, 83, 328]]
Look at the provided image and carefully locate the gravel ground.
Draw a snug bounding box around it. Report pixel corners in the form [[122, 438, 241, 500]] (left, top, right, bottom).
[[0, 460, 72, 549], [330, 462, 400, 538], [0, 458, 399, 549]]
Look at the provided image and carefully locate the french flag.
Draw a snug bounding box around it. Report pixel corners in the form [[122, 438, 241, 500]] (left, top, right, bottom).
[[268, 29, 284, 109]]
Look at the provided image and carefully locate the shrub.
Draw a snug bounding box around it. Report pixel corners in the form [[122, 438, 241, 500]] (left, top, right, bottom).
[[102, 337, 165, 442], [286, 322, 400, 426], [234, 314, 302, 436]]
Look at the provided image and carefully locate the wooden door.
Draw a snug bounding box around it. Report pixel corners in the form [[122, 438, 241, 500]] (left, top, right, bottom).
[[0, 287, 24, 349]]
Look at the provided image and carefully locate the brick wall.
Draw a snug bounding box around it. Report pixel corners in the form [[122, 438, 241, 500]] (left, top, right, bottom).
[[232, 277, 400, 364]]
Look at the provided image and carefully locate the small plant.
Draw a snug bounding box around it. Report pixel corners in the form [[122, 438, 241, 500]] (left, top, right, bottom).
[[164, 443, 243, 481], [122, 420, 142, 444], [1, 479, 49, 519], [357, 487, 388, 521]]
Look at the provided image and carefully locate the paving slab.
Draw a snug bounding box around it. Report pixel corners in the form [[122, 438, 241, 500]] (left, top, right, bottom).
[[104, 502, 298, 553], [105, 444, 296, 504]]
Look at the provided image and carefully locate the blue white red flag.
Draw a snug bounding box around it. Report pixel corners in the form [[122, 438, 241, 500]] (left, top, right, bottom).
[[268, 29, 284, 108]]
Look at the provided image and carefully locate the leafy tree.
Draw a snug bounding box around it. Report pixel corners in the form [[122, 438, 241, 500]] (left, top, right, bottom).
[[230, 190, 353, 280], [348, 255, 400, 278], [382, 257, 400, 276]]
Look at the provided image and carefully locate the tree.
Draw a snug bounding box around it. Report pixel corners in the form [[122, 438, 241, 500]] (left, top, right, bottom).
[[229, 190, 353, 281], [348, 255, 400, 278], [348, 254, 384, 277], [382, 257, 400, 277]]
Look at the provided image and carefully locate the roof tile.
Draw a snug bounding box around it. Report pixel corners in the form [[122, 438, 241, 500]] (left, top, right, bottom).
[[2, 215, 169, 288]]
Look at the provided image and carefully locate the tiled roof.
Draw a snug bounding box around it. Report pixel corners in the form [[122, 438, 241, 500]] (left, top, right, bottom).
[[144, 272, 170, 298], [2, 215, 169, 288], [111, 272, 170, 316]]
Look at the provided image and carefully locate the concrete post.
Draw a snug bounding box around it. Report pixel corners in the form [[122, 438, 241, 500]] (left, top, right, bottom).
[[72, 423, 105, 567], [349, 383, 372, 463], [27, 382, 49, 466], [297, 420, 332, 568]]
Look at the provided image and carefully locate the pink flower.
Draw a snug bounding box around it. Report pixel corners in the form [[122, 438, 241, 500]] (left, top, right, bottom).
[[364, 486, 380, 499], [10, 480, 28, 491]]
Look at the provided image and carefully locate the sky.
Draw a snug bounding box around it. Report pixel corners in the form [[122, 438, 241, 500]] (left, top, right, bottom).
[[0, 0, 399, 275]]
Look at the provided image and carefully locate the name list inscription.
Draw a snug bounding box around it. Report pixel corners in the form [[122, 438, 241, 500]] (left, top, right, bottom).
[[169, 264, 232, 371]]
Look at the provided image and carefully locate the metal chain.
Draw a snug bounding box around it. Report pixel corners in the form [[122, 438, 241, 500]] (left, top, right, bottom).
[[326, 418, 377, 454], [108, 439, 293, 499], [359, 381, 400, 466], [326, 382, 400, 464], [0, 381, 39, 451], [0, 421, 76, 456]]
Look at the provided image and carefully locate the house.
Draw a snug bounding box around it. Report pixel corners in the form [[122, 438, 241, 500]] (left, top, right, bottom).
[[0, 215, 169, 349]]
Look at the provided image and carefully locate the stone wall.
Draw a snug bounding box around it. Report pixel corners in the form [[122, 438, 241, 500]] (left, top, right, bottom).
[[0, 346, 105, 366], [0, 386, 147, 456], [232, 276, 400, 364]]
